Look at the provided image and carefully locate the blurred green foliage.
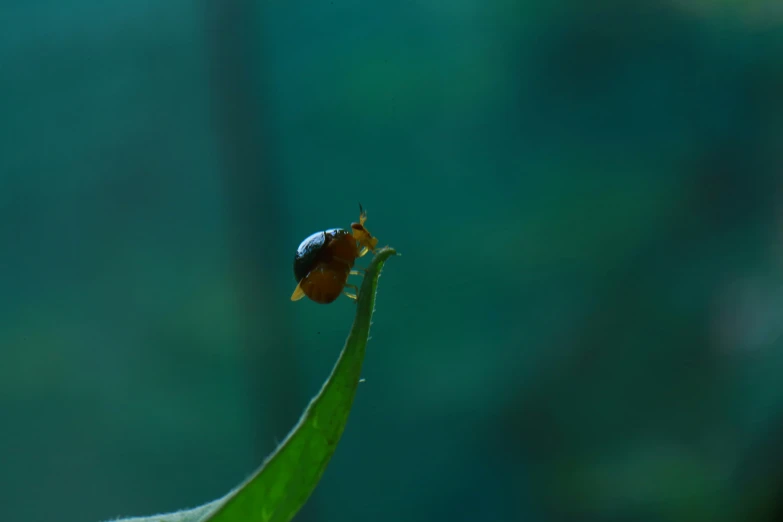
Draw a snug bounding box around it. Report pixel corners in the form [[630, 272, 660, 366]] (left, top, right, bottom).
[[1, 1, 782, 522]]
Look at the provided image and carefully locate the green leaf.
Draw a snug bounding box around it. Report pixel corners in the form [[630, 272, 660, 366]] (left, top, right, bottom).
[[108, 246, 398, 522]]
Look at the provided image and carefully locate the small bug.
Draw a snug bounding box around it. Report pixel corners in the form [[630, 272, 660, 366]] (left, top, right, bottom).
[[291, 204, 379, 304]]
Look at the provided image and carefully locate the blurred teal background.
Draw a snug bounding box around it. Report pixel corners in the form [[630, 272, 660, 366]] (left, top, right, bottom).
[[2, 1, 783, 521]]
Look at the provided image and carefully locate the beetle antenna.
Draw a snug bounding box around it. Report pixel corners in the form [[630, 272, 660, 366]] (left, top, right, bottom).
[[358, 202, 367, 224]]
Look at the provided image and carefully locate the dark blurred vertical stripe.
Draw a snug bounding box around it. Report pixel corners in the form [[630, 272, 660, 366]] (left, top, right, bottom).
[[203, 2, 315, 519]]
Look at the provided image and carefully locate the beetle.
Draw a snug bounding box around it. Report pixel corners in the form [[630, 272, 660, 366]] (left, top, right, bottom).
[[291, 204, 379, 304]]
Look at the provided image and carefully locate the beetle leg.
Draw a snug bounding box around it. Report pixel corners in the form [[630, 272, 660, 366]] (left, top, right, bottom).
[[343, 282, 359, 300], [344, 283, 359, 300]]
